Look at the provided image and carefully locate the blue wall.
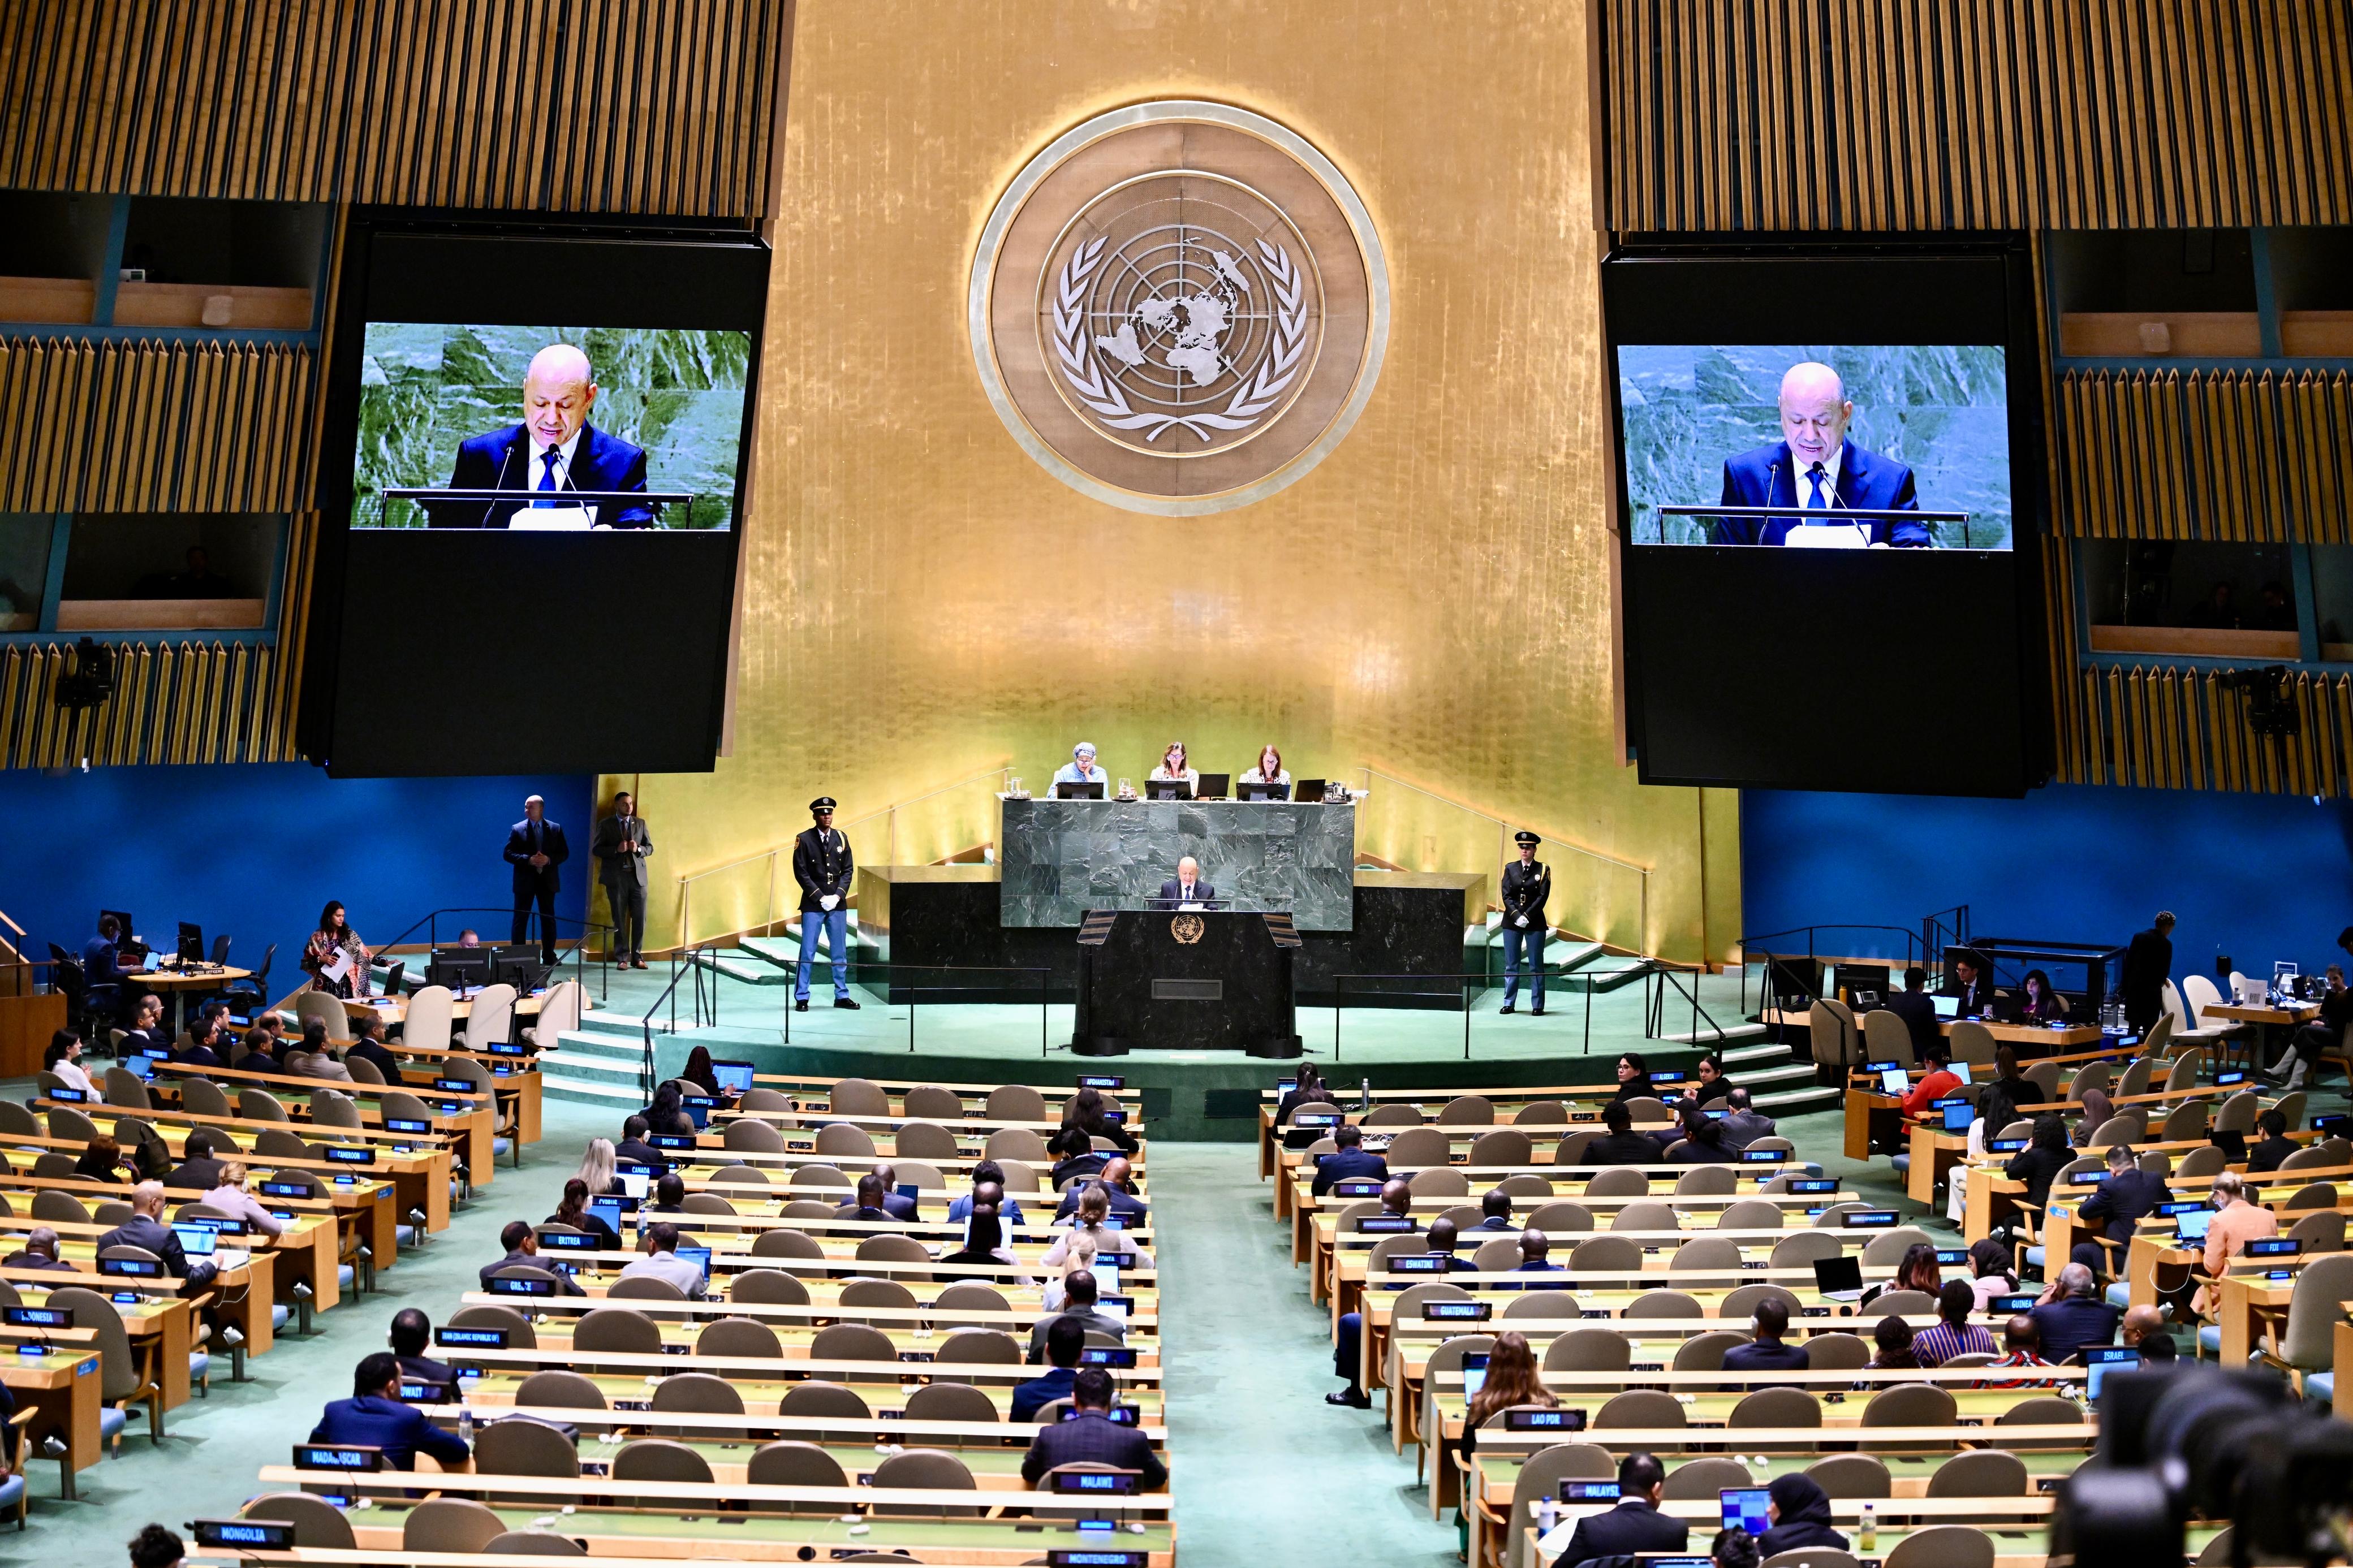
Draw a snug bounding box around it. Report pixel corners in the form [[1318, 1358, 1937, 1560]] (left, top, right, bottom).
[[1741, 784, 2353, 982], [2, 764, 593, 988]]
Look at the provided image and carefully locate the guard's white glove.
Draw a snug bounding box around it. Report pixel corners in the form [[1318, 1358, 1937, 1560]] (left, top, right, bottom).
[[1515, 915, 1530, 928], [819, 895, 839, 912]]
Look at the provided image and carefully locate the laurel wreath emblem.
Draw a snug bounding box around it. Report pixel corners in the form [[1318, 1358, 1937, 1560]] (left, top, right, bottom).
[[1169, 913, 1206, 944], [1051, 234, 1308, 444]]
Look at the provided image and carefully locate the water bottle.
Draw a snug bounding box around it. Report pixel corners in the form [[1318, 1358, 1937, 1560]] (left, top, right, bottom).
[[1537, 1494, 1559, 1534], [458, 1407, 473, 1446], [1859, 1502, 1877, 1553], [1360, 1077, 1372, 1111]]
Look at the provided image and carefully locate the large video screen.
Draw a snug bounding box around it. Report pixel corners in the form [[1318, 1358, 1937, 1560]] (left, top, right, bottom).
[[1620, 344, 2010, 551], [304, 221, 768, 779], [351, 323, 748, 532], [1605, 242, 2049, 797]]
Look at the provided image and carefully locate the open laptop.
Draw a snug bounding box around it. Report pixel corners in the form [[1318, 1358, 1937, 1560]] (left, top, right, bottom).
[[2082, 1345, 2140, 1403], [1460, 1351, 1490, 1401], [1932, 994, 1961, 1019], [173, 1224, 249, 1272], [1195, 772, 1231, 800], [1812, 1254, 1867, 1302], [1292, 777, 1328, 802], [1878, 1066, 1910, 1095], [710, 1060, 756, 1096], [1941, 1102, 1976, 1132], [1054, 780, 1105, 799], [2175, 1207, 2215, 1243]]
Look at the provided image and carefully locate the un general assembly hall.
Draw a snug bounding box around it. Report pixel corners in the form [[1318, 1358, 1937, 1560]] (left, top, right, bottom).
[[1, 2, 2352, 1565]]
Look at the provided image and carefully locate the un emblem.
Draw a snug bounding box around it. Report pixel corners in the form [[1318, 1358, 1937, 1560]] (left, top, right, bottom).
[[971, 101, 1389, 515], [1169, 913, 1206, 945]]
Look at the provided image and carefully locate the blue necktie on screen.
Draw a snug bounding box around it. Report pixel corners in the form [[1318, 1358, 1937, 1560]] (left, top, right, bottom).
[[1806, 463, 1827, 508], [533, 447, 561, 508]]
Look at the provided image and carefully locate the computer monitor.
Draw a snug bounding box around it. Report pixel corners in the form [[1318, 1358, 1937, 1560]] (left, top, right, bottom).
[[589, 1196, 626, 1236], [1292, 777, 1328, 802], [1941, 1102, 1976, 1132], [1811, 1255, 1865, 1297], [1950, 1060, 1973, 1084], [171, 1225, 221, 1256], [681, 1095, 716, 1130], [493, 951, 546, 991], [1239, 780, 1289, 801], [370, 960, 405, 997], [615, 1170, 651, 1200], [2209, 1128, 2248, 1160], [710, 1060, 756, 1095], [1459, 1351, 1490, 1400], [1721, 1489, 1773, 1536], [1932, 994, 1961, 1019], [2083, 1344, 2139, 1402], [124, 1054, 155, 1081], [1878, 1067, 1909, 1095], [674, 1245, 713, 1276], [1054, 780, 1105, 800], [1195, 772, 1230, 799], [177, 922, 205, 963], [2175, 1207, 2214, 1242], [1143, 779, 1192, 800], [428, 948, 490, 988]]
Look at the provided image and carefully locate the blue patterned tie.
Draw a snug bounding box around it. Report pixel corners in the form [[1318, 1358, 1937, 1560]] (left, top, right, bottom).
[[532, 447, 561, 508], [1806, 464, 1827, 508]]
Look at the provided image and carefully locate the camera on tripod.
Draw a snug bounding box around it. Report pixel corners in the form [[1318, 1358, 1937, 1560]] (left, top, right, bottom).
[[2055, 1364, 2353, 1568]]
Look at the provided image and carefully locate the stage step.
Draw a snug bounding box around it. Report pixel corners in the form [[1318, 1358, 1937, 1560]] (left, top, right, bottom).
[[1548, 941, 1608, 973], [1653, 1021, 1770, 1046], [739, 936, 802, 967], [1754, 1083, 1842, 1116], [542, 1021, 656, 1105], [690, 947, 792, 986], [1569, 958, 1653, 994]]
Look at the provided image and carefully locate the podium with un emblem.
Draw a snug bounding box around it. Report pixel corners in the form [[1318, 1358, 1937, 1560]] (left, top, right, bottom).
[[1071, 908, 1302, 1057]]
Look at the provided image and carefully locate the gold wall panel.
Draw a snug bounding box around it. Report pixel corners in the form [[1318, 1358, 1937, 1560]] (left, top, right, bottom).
[[621, 0, 1739, 964], [0, 0, 790, 214], [1601, 0, 2353, 231], [0, 512, 316, 768], [2061, 664, 2353, 796], [0, 336, 313, 513]]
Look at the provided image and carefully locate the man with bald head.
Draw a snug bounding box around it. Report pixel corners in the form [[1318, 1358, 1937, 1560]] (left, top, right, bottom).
[[1154, 855, 1217, 910], [441, 342, 653, 528], [1713, 360, 1926, 547]]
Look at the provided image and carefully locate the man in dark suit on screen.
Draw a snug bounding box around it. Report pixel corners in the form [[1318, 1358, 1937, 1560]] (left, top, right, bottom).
[[505, 794, 570, 965], [1713, 361, 1928, 547], [1152, 856, 1217, 910], [433, 344, 653, 529]]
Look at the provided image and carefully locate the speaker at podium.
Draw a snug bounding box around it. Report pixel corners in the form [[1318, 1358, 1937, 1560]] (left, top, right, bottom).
[[1072, 908, 1302, 1058]]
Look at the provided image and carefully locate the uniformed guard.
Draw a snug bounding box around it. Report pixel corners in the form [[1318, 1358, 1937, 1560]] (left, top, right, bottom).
[[1499, 830, 1551, 1015], [793, 797, 860, 1012]]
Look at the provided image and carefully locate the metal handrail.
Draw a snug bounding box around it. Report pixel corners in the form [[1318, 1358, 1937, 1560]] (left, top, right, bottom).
[[671, 763, 1014, 948], [1356, 764, 1652, 947], [367, 905, 618, 1003], [1731, 923, 1927, 1015]]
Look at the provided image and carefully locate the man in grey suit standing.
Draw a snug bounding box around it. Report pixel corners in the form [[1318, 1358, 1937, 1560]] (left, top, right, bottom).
[[593, 790, 653, 969]]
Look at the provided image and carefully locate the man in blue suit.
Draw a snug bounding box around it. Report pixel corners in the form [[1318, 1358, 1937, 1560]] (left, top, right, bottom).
[[1714, 361, 1928, 547], [1310, 1124, 1389, 1196], [310, 1353, 471, 1470], [504, 794, 570, 965], [434, 344, 653, 529]]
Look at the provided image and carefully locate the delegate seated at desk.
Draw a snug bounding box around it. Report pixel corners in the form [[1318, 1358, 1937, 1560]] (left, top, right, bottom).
[[1879, 966, 1941, 1059], [99, 1181, 217, 1294], [1147, 741, 1199, 792], [1051, 741, 1114, 796], [1153, 856, 1217, 910], [1943, 952, 1995, 1019], [312, 1353, 471, 1471]]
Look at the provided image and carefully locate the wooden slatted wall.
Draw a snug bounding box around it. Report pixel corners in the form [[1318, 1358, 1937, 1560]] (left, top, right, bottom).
[[1601, 0, 2353, 232], [0, 0, 790, 214], [0, 337, 313, 513], [0, 512, 317, 767]]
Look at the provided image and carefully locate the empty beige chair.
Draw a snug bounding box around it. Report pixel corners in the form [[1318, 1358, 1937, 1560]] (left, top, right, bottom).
[[242, 1493, 358, 1548], [1501, 1289, 1586, 1320], [729, 1269, 813, 1308], [309, 1090, 362, 1129], [898, 1085, 961, 1119], [1594, 1388, 1684, 1428], [1437, 1095, 1496, 1126], [1804, 1332, 1871, 1371], [984, 1084, 1047, 1121], [403, 1498, 506, 1553], [724, 1117, 786, 1154], [825, 1078, 890, 1117], [1860, 1005, 1914, 1068], [1542, 1328, 1632, 1372], [894, 1120, 960, 1160], [486, 1531, 586, 1556], [613, 1437, 714, 1484], [1467, 1128, 1531, 1165], [2212, 1091, 2259, 1134], [790, 1163, 855, 1194], [904, 1380, 999, 1423], [1364, 1103, 1423, 1127], [1717, 1198, 1785, 1230], [46, 1105, 100, 1142], [514, 1371, 606, 1409], [776, 1382, 872, 1442], [1623, 1289, 1703, 1319], [1804, 1453, 1893, 1498], [1863, 1381, 1956, 1429], [1868, 1289, 1937, 1318], [1407, 1167, 1470, 1198], [869, 1447, 980, 1515], [294, 991, 351, 1043], [1569, 1236, 1641, 1272], [475, 1417, 580, 1477], [1611, 1200, 1677, 1233], [2113, 1056, 2156, 1100], [1770, 1230, 1844, 1270], [1730, 1386, 1821, 1427], [1473, 1237, 1522, 1271], [1669, 1237, 1744, 1285], [940, 1327, 1022, 1365], [738, 1087, 796, 1113], [984, 1126, 1048, 1163], [929, 1281, 1011, 1329], [2162, 1099, 2209, 1141], [1928, 1449, 2028, 1497], [816, 1121, 878, 1158], [1860, 1226, 1933, 1266], [838, 1277, 921, 1321], [1497, 1173, 1555, 1198], [1948, 1020, 1998, 1066], [2286, 1209, 2346, 1252], [1584, 1167, 1648, 1198], [680, 1192, 736, 1217], [752, 1228, 829, 1265], [2063, 1059, 2112, 1101], [1675, 1165, 1736, 1196], [1883, 1526, 1996, 1568], [854, 1232, 931, 1264], [1384, 1126, 1452, 1167], [748, 1439, 851, 1502], [253, 1128, 316, 1160], [811, 1323, 898, 1362], [1813, 1000, 1864, 1070], [31, 1189, 87, 1225], [2176, 1145, 2228, 1180], [1527, 1200, 1594, 1233], [1663, 1455, 1753, 1498], [1513, 1099, 1570, 1126], [2254, 1251, 2353, 1389], [696, 1316, 785, 1359], [1717, 1282, 1802, 1320], [102, 1067, 152, 1109], [519, 978, 583, 1048], [651, 1372, 744, 1416], [458, 983, 518, 1053], [572, 1308, 663, 1354], [609, 1275, 687, 1304]]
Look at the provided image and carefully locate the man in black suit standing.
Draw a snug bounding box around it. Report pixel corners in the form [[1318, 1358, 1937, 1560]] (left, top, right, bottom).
[[1883, 965, 1941, 1060], [1544, 1452, 1687, 1567], [591, 789, 653, 969], [2119, 911, 2177, 1031], [1018, 1366, 1167, 1487], [505, 794, 570, 965], [1153, 855, 1216, 909]]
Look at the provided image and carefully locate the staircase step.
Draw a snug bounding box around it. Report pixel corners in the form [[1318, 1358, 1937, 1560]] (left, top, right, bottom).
[[739, 936, 802, 966], [1755, 1085, 1842, 1116], [1549, 941, 1609, 974], [1574, 960, 1653, 995], [1721, 1040, 1798, 1067], [1653, 1021, 1770, 1046], [691, 948, 792, 986]]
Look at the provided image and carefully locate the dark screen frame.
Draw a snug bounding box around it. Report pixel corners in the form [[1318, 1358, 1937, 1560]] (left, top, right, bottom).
[[299, 210, 769, 776], [1602, 234, 2052, 797]]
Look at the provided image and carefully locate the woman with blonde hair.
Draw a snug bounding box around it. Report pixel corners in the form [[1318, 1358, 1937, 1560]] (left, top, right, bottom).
[[201, 1160, 286, 1235], [574, 1137, 620, 1196], [1042, 1229, 1099, 1310]]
